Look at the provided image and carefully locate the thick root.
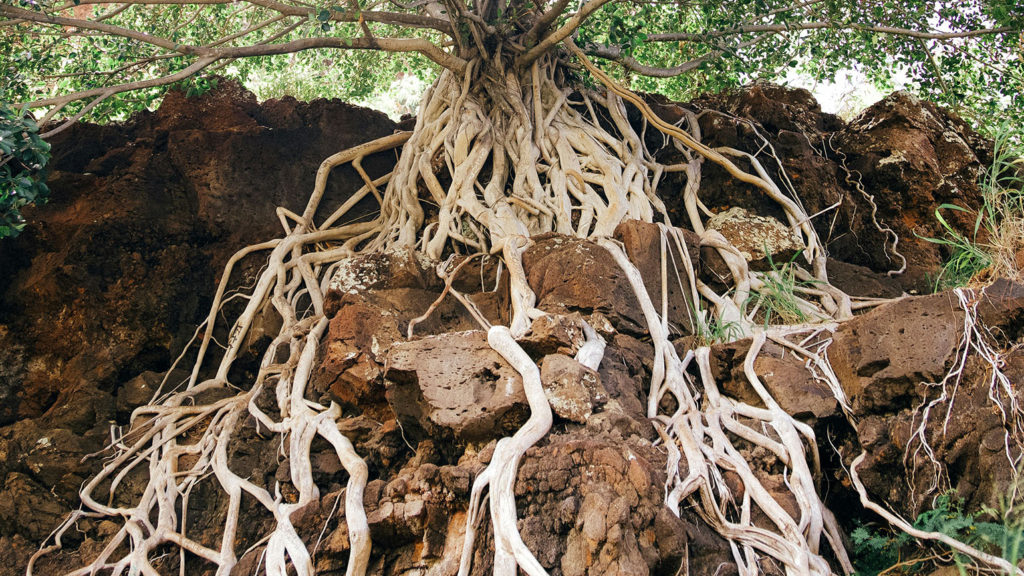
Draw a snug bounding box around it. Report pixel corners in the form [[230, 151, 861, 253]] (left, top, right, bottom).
[[33, 49, 952, 576]]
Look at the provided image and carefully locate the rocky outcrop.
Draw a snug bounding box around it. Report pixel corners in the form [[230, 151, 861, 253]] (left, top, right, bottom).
[[830, 279, 1024, 517], [0, 81, 400, 428], [0, 82, 403, 573], [678, 83, 991, 292], [0, 81, 1013, 576]]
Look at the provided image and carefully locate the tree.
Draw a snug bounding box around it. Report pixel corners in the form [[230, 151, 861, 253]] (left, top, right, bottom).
[[4, 1, 1023, 575]]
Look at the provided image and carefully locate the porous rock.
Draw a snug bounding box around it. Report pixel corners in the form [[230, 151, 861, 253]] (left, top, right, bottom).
[[706, 206, 803, 267], [523, 234, 645, 334], [384, 330, 529, 442], [540, 354, 608, 423], [831, 282, 1024, 516]]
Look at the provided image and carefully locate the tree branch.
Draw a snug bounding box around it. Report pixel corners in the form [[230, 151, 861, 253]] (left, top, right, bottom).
[[67, 0, 233, 5], [587, 32, 773, 78], [36, 55, 218, 125], [23, 34, 464, 115], [213, 36, 466, 72], [647, 22, 1017, 43], [0, 4, 192, 53], [244, 0, 452, 34], [518, 0, 616, 68], [521, 0, 572, 49]]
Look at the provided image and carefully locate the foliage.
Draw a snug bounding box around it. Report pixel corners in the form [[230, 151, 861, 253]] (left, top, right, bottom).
[[923, 126, 1023, 290], [569, 0, 1023, 129], [746, 250, 811, 326], [0, 102, 49, 238], [851, 491, 1024, 576], [0, 0, 439, 121], [1, 0, 1020, 132], [693, 312, 743, 346]]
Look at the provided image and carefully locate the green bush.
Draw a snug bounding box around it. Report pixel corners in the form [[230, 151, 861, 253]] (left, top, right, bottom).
[[0, 102, 50, 239], [851, 491, 1024, 576]]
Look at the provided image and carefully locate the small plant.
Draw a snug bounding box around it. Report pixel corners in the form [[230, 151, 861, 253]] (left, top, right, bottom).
[[851, 490, 1024, 576], [694, 313, 743, 345], [0, 102, 50, 239], [923, 203, 993, 290], [850, 520, 913, 576], [924, 127, 1023, 290], [746, 249, 813, 326]]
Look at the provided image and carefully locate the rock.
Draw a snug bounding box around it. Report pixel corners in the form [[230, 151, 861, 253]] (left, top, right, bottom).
[[519, 313, 587, 357], [825, 258, 905, 299], [977, 278, 1024, 340], [595, 334, 652, 428], [834, 91, 991, 290], [830, 292, 961, 415], [0, 535, 33, 576], [540, 354, 608, 423], [706, 206, 803, 267], [312, 279, 487, 410], [0, 472, 70, 542], [440, 465, 472, 495], [613, 220, 701, 335], [709, 339, 839, 421], [523, 234, 645, 334], [515, 433, 736, 576], [0, 81, 1005, 576], [116, 370, 180, 416], [1, 79, 399, 427], [672, 85, 991, 292], [0, 326, 27, 426], [830, 284, 1024, 515], [694, 82, 834, 137], [324, 249, 437, 316], [0, 83, 403, 574], [384, 330, 529, 442]]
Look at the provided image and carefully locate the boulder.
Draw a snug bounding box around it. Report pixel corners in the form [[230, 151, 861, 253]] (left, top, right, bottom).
[[523, 234, 645, 334], [834, 92, 991, 290], [706, 207, 803, 267], [831, 281, 1024, 515], [384, 330, 529, 442]]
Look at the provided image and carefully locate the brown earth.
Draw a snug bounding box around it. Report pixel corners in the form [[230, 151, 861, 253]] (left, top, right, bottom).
[[0, 81, 1017, 576]]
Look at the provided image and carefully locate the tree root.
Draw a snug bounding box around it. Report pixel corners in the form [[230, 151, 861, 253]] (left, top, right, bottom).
[[32, 49, 982, 576], [905, 286, 1024, 504]]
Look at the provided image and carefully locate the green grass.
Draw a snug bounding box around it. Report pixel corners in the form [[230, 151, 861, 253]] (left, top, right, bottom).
[[746, 249, 814, 326], [924, 126, 1024, 291], [693, 313, 744, 345]]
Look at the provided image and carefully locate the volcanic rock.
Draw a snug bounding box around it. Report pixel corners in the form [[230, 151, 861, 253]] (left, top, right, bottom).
[[540, 354, 608, 423], [384, 330, 529, 442]]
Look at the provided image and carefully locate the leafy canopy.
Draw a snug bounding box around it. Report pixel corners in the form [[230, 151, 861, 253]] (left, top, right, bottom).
[[2, 0, 1020, 124]]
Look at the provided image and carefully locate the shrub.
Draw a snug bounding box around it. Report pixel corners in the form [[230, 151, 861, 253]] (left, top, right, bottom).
[[0, 102, 50, 239]]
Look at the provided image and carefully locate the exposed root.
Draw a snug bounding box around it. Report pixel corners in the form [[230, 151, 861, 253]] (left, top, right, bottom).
[[851, 452, 1023, 576], [905, 286, 1024, 502], [33, 47, 931, 576], [827, 134, 907, 277], [601, 237, 852, 575]]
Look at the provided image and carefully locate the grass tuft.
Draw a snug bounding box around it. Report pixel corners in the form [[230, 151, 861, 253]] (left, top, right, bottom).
[[924, 126, 1024, 291]]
